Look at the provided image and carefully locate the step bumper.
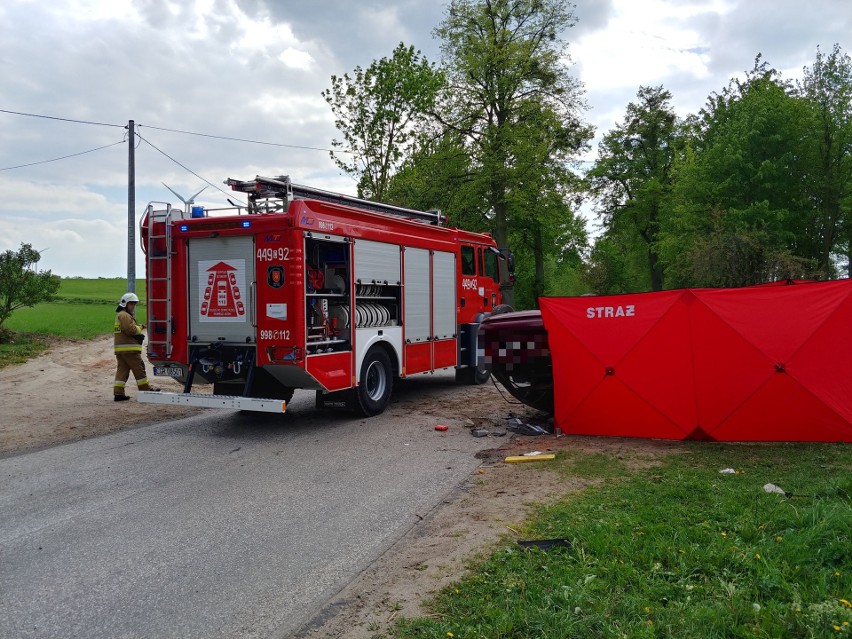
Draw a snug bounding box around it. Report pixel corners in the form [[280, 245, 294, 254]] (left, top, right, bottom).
[[138, 391, 287, 413]]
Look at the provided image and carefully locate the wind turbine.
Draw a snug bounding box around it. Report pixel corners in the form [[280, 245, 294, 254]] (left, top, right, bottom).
[[162, 183, 208, 216]]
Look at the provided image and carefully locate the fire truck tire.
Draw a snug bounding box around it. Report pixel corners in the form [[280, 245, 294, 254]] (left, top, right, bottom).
[[355, 347, 394, 416]]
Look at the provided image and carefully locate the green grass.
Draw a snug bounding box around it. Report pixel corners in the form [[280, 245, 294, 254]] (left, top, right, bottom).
[[0, 278, 147, 367], [52, 277, 147, 305], [397, 444, 852, 639], [0, 332, 53, 366]]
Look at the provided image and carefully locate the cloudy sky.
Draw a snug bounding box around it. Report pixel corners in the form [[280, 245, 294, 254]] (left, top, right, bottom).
[[1, 0, 849, 278]]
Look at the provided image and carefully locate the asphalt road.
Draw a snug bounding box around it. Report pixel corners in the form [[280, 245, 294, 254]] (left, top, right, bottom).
[[0, 373, 492, 638]]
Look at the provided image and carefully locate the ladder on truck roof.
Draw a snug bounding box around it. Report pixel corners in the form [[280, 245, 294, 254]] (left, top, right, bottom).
[[225, 175, 446, 225], [143, 203, 175, 359]]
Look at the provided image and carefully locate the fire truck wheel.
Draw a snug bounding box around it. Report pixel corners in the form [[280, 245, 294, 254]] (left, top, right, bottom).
[[356, 348, 394, 416]]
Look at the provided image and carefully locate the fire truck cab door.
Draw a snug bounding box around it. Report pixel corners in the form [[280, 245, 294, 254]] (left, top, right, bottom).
[[187, 236, 256, 343]]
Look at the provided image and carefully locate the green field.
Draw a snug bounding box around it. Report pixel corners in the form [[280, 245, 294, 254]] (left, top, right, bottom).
[[398, 444, 852, 639], [1, 278, 147, 366], [49, 277, 148, 306]]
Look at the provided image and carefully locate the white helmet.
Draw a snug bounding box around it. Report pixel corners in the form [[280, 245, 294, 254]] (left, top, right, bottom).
[[119, 292, 140, 307]]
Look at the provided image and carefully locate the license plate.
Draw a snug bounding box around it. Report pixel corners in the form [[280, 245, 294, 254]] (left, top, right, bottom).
[[154, 366, 183, 378]]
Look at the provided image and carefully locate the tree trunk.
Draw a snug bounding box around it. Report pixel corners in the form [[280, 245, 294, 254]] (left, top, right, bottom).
[[817, 197, 841, 277], [533, 225, 545, 308], [492, 183, 515, 308], [648, 248, 664, 292], [848, 226, 852, 278]]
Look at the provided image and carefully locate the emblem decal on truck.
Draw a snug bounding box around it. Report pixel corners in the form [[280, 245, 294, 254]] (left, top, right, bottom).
[[198, 259, 246, 321], [267, 265, 285, 288]]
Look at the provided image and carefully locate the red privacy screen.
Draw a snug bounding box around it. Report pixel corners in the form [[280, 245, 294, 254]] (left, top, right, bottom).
[[539, 279, 852, 442]]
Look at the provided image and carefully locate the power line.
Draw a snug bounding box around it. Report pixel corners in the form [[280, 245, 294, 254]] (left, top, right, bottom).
[[0, 140, 126, 172], [0, 108, 125, 129], [0, 107, 352, 155], [137, 123, 350, 154], [135, 131, 246, 205]]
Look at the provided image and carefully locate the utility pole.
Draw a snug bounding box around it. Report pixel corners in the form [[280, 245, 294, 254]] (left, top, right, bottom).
[[127, 120, 136, 293]]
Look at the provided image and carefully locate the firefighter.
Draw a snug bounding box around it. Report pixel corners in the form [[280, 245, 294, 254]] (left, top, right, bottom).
[[113, 292, 159, 401]]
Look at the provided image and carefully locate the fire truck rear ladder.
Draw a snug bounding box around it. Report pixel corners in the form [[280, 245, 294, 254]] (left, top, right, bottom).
[[140, 203, 288, 413], [144, 203, 175, 359], [225, 175, 446, 225]]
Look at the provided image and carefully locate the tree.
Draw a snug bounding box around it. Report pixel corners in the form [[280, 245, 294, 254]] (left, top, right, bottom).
[[384, 131, 489, 232], [583, 227, 656, 295], [323, 42, 444, 200], [663, 205, 809, 288], [587, 86, 679, 291], [0, 243, 61, 331], [797, 44, 852, 278], [488, 92, 590, 304], [434, 0, 592, 306], [660, 57, 815, 287]]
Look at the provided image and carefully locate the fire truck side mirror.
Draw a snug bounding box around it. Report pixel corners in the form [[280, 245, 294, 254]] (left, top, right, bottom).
[[497, 248, 515, 284]]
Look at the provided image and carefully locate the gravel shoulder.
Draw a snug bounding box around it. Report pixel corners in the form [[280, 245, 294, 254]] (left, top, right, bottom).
[[0, 335, 199, 456]]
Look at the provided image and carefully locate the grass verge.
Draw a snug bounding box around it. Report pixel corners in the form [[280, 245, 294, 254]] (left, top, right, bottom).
[[0, 331, 53, 367], [0, 278, 147, 368], [397, 443, 852, 639]]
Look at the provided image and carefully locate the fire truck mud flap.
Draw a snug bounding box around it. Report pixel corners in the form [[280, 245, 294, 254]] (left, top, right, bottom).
[[137, 391, 287, 413]]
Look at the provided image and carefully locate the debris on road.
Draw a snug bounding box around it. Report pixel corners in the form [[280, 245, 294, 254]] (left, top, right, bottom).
[[763, 483, 787, 496], [517, 538, 572, 551], [505, 417, 550, 436], [504, 453, 556, 463], [470, 428, 507, 438], [434, 424, 449, 432]]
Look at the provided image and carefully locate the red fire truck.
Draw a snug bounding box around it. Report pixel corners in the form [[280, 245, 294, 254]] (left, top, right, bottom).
[[138, 175, 513, 415]]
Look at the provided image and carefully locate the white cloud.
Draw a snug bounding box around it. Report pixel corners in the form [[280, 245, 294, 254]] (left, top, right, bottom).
[[230, 11, 297, 55], [573, 0, 720, 95], [278, 47, 314, 71], [360, 6, 406, 43], [0, 178, 112, 215], [249, 93, 330, 125], [0, 215, 129, 278], [54, 0, 138, 24]]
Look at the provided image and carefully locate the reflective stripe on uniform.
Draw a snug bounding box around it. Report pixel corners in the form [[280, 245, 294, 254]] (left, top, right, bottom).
[[114, 381, 126, 388], [136, 378, 149, 387], [114, 345, 142, 353]]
